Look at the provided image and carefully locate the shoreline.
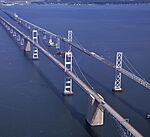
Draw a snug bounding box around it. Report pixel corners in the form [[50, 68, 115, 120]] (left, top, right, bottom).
[[1, 1, 150, 7]]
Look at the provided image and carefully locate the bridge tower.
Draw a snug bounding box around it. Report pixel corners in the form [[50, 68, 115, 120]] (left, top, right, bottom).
[[68, 30, 72, 46], [56, 37, 60, 49], [64, 30, 73, 95], [113, 52, 123, 92], [32, 30, 39, 60]]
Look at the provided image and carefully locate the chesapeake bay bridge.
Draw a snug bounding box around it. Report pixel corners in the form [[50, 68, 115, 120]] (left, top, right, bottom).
[[0, 9, 149, 137]]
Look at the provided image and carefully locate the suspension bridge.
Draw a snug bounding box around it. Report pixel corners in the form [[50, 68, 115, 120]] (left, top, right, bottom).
[[0, 9, 149, 137]]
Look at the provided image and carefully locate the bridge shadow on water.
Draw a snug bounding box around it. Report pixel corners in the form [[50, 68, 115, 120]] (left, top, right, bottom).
[[83, 70, 147, 119], [23, 52, 104, 137]]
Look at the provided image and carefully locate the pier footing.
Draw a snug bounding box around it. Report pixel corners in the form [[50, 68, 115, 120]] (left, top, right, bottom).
[[112, 87, 122, 92]]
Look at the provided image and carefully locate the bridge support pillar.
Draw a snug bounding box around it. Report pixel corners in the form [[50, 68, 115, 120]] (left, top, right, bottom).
[[86, 94, 104, 126], [21, 38, 24, 46], [7, 26, 10, 31], [24, 38, 31, 52], [13, 31, 16, 37], [32, 30, 39, 60], [43, 34, 47, 40], [113, 52, 123, 92], [17, 35, 20, 42], [28, 25, 31, 30], [49, 35, 54, 46], [68, 30, 72, 43], [64, 30, 73, 96], [10, 29, 13, 34], [64, 52, 73, 95], [56, 37, 60, 49]]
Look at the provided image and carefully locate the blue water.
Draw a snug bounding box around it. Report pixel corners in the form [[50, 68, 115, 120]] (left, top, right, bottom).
[[0, 4, 150, 137]]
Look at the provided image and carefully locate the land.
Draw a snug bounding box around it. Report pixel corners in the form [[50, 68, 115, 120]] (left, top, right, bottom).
[[1, 0, 150, 5], [42, 0, 150, 4]]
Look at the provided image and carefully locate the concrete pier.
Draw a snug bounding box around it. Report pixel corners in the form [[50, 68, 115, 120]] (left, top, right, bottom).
[[86, 94, 104, 126], [25, 39, 31, 52]]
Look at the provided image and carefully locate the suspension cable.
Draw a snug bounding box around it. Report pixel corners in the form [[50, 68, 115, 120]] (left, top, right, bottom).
[[39, 35, 50, 52], [72, 33, 84, 48], [122, 60, 134, 74], [73, 54, 94, 90], [72, 67, 78, 78], [123, 55, 145, 80]]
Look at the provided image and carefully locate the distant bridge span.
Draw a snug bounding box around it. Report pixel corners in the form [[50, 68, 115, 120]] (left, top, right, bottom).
[[5, 11, 150, 91]]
